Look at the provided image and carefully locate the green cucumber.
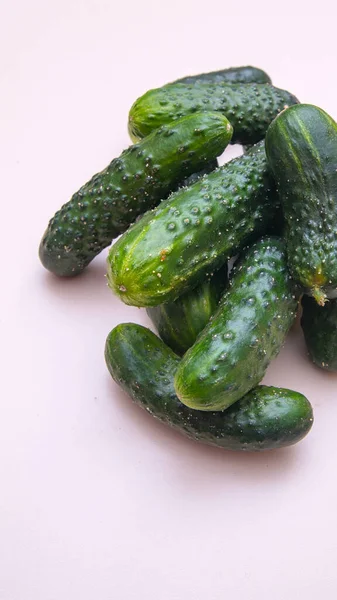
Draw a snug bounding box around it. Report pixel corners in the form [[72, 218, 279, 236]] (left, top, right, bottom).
[[265, 104, 337, 305], [128, 82, 298, 144], [174, 237, 298, 411], [301, 295, 337, 371], [105, 323, 313, 451], [146, 264, 228, 355], [107, 142, 280, 307], [182, 159, 218, 187], [133, 161, 218, 225], [174, 65, 272, 85], [39, 112, 232, 277]]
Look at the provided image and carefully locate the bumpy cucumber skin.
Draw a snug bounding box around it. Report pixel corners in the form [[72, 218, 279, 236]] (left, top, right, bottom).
[[146, 264, 228, 355], [128, 83, 298, 144], [107, 142, 280, 307], [39, 113, 232, 277], [265, 104, 337, 305], [174, 237, 298, 411], [174, 65, 272, 85], [301, 295, 337, 371], [182, 159, 218, 187], [105, 324, 313, 451]]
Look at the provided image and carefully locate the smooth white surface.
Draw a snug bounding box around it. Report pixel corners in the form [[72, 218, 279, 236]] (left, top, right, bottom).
[[2, 1, 337, 598]]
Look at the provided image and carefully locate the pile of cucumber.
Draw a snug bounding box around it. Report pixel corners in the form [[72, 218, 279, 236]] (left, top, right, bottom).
[[40, 64, 337, 451]]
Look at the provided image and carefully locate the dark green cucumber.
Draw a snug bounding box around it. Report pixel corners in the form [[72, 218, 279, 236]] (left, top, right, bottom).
[[182, 159, 218, 187], [301, 295, 337, 371], [107, 142, 281, 307], [105, 323, 313, 451], [146, 264, 228, 355], [39, 112, 232, 277], [174, 237, 298, 411], [174, 65, 272, 85], [265, 104, 337, 305], [133, 160, 219, 226], [128, 82, 298, 144]]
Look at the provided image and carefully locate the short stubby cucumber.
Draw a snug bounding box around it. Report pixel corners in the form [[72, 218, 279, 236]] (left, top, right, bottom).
[[265, 104, 337, 305], [39, 112, 232, 276], [107, 142, 281, 307], [301, 295, 337, 372], [146, 264, 228, 355], [174, 237, 299, 411], [105, 323, 313, 451], [128, 82, 298, 144], [174, 65, 272, 85]]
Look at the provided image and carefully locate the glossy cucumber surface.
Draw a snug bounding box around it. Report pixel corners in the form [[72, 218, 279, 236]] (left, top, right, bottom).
[[146, 264, 228, 355], [265, 104, 337, 305], [174, 237, 298, 411], [301, 295, 337, 371], [105, 323, 313, 451], [107, 142, 280, 307], [39, 112, 232, 276], [128, 82, 298, 144]]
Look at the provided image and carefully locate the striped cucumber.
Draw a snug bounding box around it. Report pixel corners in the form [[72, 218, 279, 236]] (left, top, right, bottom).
[[265, 104, 337, 305], [146, 264, 228, 355]]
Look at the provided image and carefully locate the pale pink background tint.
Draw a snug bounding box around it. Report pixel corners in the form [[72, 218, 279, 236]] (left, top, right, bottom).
[[2, 1, 337, 599]]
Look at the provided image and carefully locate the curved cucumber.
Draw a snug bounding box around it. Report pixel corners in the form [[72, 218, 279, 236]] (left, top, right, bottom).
[[39, 112, 232, 276], [301, 295, 337, 371], [265, 104, 337, 305], [105, 323, 313, 451], [146, 264, 228, 355], [107, 142, 280, 307], [174, 65, 272, 85], [128, 82, 298, 144], [174, 237, 298, 411]]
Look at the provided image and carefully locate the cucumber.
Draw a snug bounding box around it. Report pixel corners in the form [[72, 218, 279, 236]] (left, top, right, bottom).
[[39, 112, 232, 277], [174, 237, 298, 411], [146, 264, 228, 355], [301, 295, 337, 371], [265, 104, 337, 305], [174, 65, 272, 85], [133, 160, 219, 226], [182, 159, 218, 187], [128, 82, 298, 144], [105, 323, 313, 451], [107, 142, 280, 307]]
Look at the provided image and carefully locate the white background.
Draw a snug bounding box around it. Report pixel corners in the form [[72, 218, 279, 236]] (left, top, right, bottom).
[[2, 1, 337, 598]]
